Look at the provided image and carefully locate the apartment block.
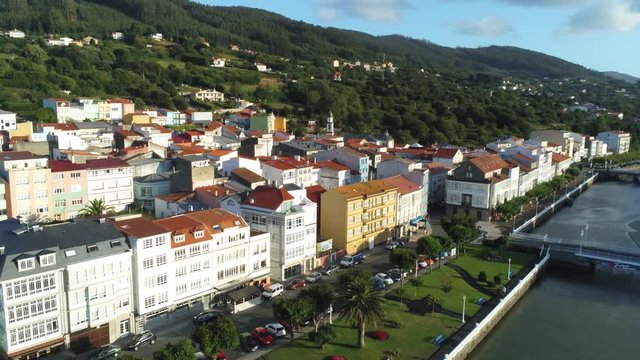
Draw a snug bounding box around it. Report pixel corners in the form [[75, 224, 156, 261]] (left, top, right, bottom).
[[85, 158, 133, 212], [49, 161, 88, 220], [0, 109, 17, 131], [0, 151, 52, 219], [261, 156, 317, 188], [320, 180, 398, 254], [596, 130, 631, 154]]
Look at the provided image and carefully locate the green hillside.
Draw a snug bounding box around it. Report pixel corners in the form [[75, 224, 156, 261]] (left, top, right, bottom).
[[0, 0, 638, 147]]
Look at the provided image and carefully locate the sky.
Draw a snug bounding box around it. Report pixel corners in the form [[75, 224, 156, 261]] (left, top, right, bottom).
[[201, 0, 640, 78]]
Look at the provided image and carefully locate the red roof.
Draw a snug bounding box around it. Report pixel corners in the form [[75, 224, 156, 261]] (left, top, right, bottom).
[[469, 155, 509, 173], [196, 185, 235, 197], [157, 192, 197, 202], [37, 123, 78, 131], [115, 217, 168, 238], [383, 175, 421, 195], [207, 121, 224, 131], [313, 160, 350, 172], [85, 158, 130, 170], [422, 162, 451, 174], [109, 98, 133, 104], [551, 152, 571, 164], [116, 129, 139, 137], [232, 167, 265, 184], [263, 156, 312, 171], [434, 148, 460, 159], [306, 185, 326, 204], [49, 160, 85, 173], [207, 149, 235, 157], [243, 186, 294, 210]]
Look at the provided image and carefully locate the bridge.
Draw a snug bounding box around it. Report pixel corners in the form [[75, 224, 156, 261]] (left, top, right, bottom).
[[510, 232, 640, 267]]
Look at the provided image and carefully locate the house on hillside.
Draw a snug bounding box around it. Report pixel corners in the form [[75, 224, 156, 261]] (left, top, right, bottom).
[[211, 58, 225, 67], [148, 33, 163, 41], [111, 32, 124, 40], [255, 63, 268, 72], [5, 29, 25, 38], [192, 89, 225, 102]]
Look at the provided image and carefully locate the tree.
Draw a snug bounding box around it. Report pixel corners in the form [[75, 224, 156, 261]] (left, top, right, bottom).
[[478, 271, 487, 282], [416, 237, 441, 273], [79, 199, 115, 217], [440, 276, 453, 293], [193, 317, 239, 356], [272, 297, 313, 339], [152, 339, 196, 360], [446, 223, 476, 258], [437, 236, 453, 269], [36, 108, 56, 123], [388, 248, 417, 272], [338, 277, 386, 349], [120, 355, 146, 360], [338, 268, 371, 287], [309, 325, 336, 349], [300, 284, 336, 332], [424, 294, 441, 317], [409, 277, 423, 297]]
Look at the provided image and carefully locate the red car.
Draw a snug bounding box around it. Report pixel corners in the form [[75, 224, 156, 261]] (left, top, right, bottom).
[[251, 327, 273, 345], [286, 279, 306, 290]]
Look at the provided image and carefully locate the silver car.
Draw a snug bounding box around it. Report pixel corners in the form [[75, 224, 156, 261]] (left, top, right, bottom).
[[265, 322, 287, 337]]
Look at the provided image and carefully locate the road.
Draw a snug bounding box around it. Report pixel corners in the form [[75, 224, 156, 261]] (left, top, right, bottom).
[[72, 242, 414, 360]]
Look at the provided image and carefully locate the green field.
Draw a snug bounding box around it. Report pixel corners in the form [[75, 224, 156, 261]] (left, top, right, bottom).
[[452, 246, 534, 290]]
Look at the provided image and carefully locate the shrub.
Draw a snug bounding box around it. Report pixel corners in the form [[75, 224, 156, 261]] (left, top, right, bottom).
[[368, 329, 389, 341], [440, 276, 453, 293], [478, 271, 487, 282], [487, 281, 494, 288], [494, 275, 502, 285]]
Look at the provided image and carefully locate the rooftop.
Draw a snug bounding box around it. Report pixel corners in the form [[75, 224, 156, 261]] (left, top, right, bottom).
[[469, 155, 510, 174], [49, 160, 86, 173], [232, 167, 266, 184], [0, 151, 47, 161], [331, 179, 397, 199], [85, 157, 131, 170], [243, 186, 294, 210], [114, 217, 169, 238], [384, 175, 421, 195]]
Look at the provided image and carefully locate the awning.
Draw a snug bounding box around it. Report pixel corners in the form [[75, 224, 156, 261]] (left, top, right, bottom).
[[410, 216, 424, 226], [227, 286, 261, 303]]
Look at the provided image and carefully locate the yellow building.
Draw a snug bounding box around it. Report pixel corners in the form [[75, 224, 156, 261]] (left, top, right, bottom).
[[320, 179, 398, 254], [0, 151, 53, 219], [123, 112, 152, 125], [250, 113, 287, 133], [9, 121, 33, 139]]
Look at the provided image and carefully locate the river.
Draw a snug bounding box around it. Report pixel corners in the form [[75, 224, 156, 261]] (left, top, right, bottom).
[[468, 182, 640, 360]]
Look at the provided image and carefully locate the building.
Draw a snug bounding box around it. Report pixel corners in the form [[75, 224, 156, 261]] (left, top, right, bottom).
[[0, 178, 7, 221], [320, 180, 398, 254], [223, 186, 317, 281], [312, 147, 370, 182], [552, 152, 572, 175], [84, 158, 134, 212], [111, 32, 123, 40], [49, 160, 87, 221], [109, 99, 136, 124], [596, 131, 631, 154], [170, 156, 215, 192], [586, 137, 608, 159], [255, 63, 267, 72], [211, 58, 225, 68], [314, 160, 352, 190], [249, 113, 287, 133], [261, 156, 317, 188], [192, 89, 225, 103], [432, 148, 464, 167], [376, 157, 429, 216], [384, 175, 423, 237], [229, 167, 266, 191], [5, 29, 25, 38], [0, 110, 17, 131], [530, 130, 574, 158], [423, 162, 451, 206], [0, 151, 52, 219], [326, 111, 334, 135], [123, 112, 152, 125], [133, 173, 171, 211], [0, 218, 134, 358], [445, 155, 519, 221]]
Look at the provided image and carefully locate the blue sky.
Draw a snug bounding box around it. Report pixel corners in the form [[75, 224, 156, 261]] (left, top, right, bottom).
[[201, 0, 640, 78]]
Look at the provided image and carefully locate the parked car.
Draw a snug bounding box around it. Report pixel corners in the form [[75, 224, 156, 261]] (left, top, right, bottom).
[[385, 241, 400, 250], [127, 330, 156, 351], [265, 322, 287, 337], [417, 259, 429, 268], [387, 268, 407, 282], [240, 332, 259, 352], [286, 279, 306, 290], [339, 253, 364, 267], [372, 277, 386, 289], [375, 273, 394, 285], [322, 264, 340, 275], [89, 345, 120, 360], [262, 283, 284, 299], [251, 327, 273, 345], [193, 311, 223, 325], [305, 272, 322, 283]]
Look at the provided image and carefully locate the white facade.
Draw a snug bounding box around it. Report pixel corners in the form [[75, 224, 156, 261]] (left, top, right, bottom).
[[587, 138, 608, 159], [85, 160, 134, 212], [0, 178, 7, 221], [211, 59, 225, 68], [6, 29, 25, 38], [0, 110, 17, 131], [192, 89, 225, 102], [261, 158, 317, 188], [596, 131, 631, 154]]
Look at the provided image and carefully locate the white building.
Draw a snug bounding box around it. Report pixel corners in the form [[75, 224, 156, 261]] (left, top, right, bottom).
[[586, 137, 608, 159], [596, 131, 631, 154], [192, 89, 225, 103], [6, 29, 25, 38], [85, 158, 134, 212], [0, 109, 17, 131], [148, 33, 163, 41], [255, 63, 268, 72], [384, 175, 423, 237], [261, 156, 318, 188], [211, 58, 225, 68], [0, 218, 134, 358], [530, 130, 574, 158], [313, 160, 351, 190], [111, 32, 123, 40], [223, 186, 316, 281]]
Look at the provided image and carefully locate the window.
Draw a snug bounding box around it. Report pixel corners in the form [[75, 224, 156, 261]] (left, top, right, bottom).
[[157, 274, 167, 285], [54, 200, 66, 208], [155, 236, 165, 247], [53, 174, 64, 180], [143, 238, 153, 249], [156, 254, 166, 266], [190, 245, 201, 256], [70, 172, 81, 178], [71, 199, 83, 206], [144, 296, 155, 309], [35, 191, 47, 199], [39, 254, 55, 267], [194, 230, 204, 238], [191, 262, 201, 273], [176, 266, 187, 277], [86, 245, 98, 253], [16, 193, 29, 200], [65, 250, 76, 257], [176, 284, 187, 295], [157, 292, 168, 304], [18, 258, 35, 271], [142, 258, 153, 269], [202, 243, 209, 252], [174, 234, 185, 243], [144, 277, 155, 289], [53, 187, 64, 194], [175, 248, 186, 260]]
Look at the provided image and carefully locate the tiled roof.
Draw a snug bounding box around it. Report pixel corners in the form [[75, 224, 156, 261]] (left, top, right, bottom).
[[85, 158, 131, 170], [183, 209, 247, 233], [551, 152, 571, 163], [109, 98, 133, 104], [207, 149, 235, 157], [313, 160, 350, 172], [207, 121, 224, 131], [232, 167, 265, 184], [116, 129, 139, 137], [331, 179, 397, 199], [243, 186, 294, 210], [306, 185, 326, 204], [434, 148, 460, 159], [195, 185, 234, 197], [154, 215, 208, 248], [49, 160, 85, 173], [114, 217, 168, 238], [157, 191, 196, 202], [383, 175, 420, 195], [37, 123, 78, 131], [263, 156, 312, 171], [469, 155, 509, 174], [0, 151, 47, 161]]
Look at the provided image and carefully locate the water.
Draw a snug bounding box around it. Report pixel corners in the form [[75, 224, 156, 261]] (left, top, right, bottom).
[[469, 182, 640, 360]]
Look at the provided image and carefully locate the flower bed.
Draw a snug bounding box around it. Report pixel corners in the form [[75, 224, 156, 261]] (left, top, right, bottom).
[[368, 329, 389, 341]]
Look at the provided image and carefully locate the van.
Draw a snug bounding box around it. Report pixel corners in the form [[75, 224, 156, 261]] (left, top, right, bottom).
[[340, 253, 364, 267], [262, 283, 284, 299]]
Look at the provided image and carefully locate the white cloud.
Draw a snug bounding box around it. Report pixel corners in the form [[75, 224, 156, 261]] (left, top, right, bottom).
[[316, 0, 412, 22], [451, 17, 514, 37], [562, 0, 640, 34]]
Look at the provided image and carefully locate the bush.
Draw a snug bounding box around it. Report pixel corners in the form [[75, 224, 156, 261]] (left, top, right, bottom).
[[368, 329, 389, 341], [440, 276, 453, 293], [494, 275, 502, 285], [478, 271, 487, 282], [327, 356, 347, 360], [487, 281, 494, 288]]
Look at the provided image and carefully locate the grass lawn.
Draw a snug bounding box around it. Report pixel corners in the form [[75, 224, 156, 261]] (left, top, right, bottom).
[[265, 301, 460, 360], [452, 246, 534, 290], [156, 58, 186, 69], [399, 265, 485, 315]]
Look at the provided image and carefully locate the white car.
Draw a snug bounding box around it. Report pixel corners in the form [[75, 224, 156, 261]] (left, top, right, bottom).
[[265, 322, 287, 337], [385, 241, 400, 250], [417, 259, 429, 268], [305, 272, 322, 283], [375, 273, 394, 285]]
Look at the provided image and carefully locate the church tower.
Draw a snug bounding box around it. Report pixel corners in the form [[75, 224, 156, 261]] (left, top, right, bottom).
[[327, 111, 334, 135]]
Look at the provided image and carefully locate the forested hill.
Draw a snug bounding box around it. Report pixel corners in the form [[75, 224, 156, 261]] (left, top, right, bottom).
[[0, 0, 602, 79]]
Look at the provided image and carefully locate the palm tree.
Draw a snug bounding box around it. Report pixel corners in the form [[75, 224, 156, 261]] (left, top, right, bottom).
[[79, 199, 115, 217], [338, 277, 386, 349]]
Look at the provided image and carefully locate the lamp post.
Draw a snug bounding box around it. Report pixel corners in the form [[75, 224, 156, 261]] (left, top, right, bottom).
[[508, 258, 512, 280], [461, 295, 466, 323], [580, 229, 584, 254], [535, 198, 539, 217], [580, 224, 589, 254], [415, 259, 419, 279], [328, 303, 333, 325]]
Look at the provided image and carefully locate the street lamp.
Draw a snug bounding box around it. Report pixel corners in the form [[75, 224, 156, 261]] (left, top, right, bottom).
[[415, 259, 419, 279], [508, 258, 512, 280], [461, 295, 466, 323], [535, 198, 539, 217], [580, 224, 589, 254], [328, 303, 333, 325]]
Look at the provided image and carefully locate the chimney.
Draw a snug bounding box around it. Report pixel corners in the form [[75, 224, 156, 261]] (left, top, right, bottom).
[[188, 205, 194, 212], [294, 155, 301, 161], [271, 155, 278, 160]]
